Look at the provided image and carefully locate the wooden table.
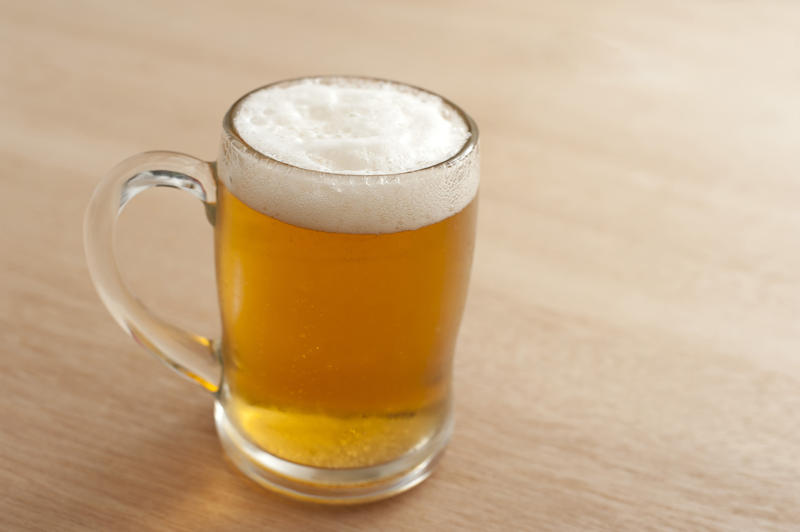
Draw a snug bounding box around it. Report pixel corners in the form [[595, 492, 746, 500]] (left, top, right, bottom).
[[3, 1, 799, 530]]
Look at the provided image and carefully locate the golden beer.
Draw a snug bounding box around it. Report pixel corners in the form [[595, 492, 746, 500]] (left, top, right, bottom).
[[86, 75, 479, 500], [215, 182, 477, 467]]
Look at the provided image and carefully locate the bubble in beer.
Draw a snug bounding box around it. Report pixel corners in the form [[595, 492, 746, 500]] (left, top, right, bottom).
[[221, 76, 479, 234], [233, 77, 469, 175]]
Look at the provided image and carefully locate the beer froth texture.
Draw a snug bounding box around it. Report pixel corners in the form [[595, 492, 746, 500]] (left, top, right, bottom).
[[234, 78, 469, 175], [220, 77, 478, 234]]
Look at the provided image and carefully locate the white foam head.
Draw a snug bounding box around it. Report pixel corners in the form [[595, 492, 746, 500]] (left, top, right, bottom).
[[219, 76, 479, 233]]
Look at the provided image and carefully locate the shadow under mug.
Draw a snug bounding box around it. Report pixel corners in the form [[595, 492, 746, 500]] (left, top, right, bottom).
[[84, 76, 479, 503]]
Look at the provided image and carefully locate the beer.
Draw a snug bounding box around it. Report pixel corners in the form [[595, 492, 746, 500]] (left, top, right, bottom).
[[85, 74, 480, 499], [216, 184, 476, 467], [215, 77, 479, 469]]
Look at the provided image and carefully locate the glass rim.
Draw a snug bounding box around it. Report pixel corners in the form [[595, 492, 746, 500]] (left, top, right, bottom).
[[222, 75, 479, 178]]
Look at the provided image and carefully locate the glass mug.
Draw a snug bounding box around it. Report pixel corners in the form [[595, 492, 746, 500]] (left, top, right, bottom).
[[84, 76, 479, 503]]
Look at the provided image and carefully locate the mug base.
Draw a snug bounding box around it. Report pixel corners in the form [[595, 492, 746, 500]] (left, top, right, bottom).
[[213, 401, 452, 504]]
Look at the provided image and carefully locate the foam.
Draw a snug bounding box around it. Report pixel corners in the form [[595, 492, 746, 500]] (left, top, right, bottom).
[[219, 77, 479, 234]]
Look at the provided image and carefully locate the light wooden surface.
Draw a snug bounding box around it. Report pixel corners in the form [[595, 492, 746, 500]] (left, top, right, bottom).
[[2, 1, 800, 530]]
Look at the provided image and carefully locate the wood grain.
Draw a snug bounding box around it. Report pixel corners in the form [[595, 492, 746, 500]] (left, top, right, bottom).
[[2, 0, 800, 530]]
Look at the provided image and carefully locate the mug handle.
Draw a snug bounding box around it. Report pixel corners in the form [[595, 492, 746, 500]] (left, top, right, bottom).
[[84, 151, 221, 392]]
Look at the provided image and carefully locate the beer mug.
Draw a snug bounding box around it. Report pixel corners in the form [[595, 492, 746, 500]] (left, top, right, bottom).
[[84, 76, 479, 503]]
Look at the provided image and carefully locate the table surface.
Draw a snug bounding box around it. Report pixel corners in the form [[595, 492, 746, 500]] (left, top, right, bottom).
[[3, 1, 800, 530]]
